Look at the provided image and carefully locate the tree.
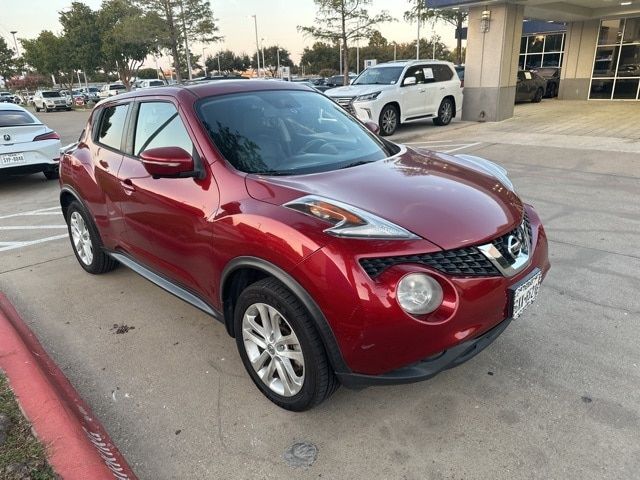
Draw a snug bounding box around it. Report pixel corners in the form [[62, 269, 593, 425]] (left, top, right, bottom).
[[298, 0, 393, 86], [404, 0, 467, 64], [97, 0, 164, 89], [135, 0, 222, 82], [300, 42, 339, 74], [205, 50, 250, 74], [252, 46, 293, 77], [59, 2, 102, 78], [0, 38, 15, 81], [21, 31, 76, 89]]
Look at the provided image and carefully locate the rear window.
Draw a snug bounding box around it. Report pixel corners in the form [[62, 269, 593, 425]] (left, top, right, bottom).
[[110, 85, 126, 90], [149, 80, 164, 87], [42, 92, 61, 98], [0, 110, 37, 127], [97, 103, 130, 151]]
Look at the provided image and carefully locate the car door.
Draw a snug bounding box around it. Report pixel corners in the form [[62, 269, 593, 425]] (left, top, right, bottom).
[[399, 65, 429, 119], [430, 64, 456, 112], [116, 98, 220, 298], [516, 71, 529, 102]]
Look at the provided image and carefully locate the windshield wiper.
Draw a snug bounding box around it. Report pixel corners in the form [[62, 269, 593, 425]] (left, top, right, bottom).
[[338, 160, 372, 170]]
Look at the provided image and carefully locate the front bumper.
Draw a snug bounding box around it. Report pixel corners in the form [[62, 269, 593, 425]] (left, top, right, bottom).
[[338, 316, 512, 388]]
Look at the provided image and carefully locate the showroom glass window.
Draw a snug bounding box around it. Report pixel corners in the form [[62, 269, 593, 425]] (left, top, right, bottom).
[[590, 17, 640, 100], [519, 32, 565, 70]]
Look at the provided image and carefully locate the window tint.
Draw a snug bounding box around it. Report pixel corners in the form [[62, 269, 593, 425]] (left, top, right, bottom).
[[97, 103, 130, 151], [42, 92, 61, 98], [404, 66, 427, 84], [433, 64, 453, 82], [134, 102, 193, 156], [0, 110, 37, 127]]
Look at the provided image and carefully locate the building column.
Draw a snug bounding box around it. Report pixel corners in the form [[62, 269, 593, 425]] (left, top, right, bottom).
[[462, 3, 524, 122], [558, 20, 600, 100]]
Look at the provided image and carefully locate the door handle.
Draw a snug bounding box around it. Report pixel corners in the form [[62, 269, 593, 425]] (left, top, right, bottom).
[[98, 159, 109, 169], [120, 178, 135, 193]]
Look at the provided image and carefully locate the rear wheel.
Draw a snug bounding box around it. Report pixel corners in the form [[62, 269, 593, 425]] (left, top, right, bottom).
[[234, 277, 339, 411], [35, 105, 40, 112], [43, 167, 59, 180], [532, 88, 544, 103], [378, 104, 399, 136], [433, 97, 454, 126], [65, 201, 118, 274]]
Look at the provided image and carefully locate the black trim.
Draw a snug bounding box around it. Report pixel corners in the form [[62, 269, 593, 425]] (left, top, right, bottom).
[[220, 256, 352, 376], [0, 163, 56, 175], [108, 251, 224, 322], [337, 317, 512, 389], [405, 113, 435, 121]]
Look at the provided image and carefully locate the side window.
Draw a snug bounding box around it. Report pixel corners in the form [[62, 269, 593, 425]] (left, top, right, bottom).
[[433, 65, 453, 82], [517, 71, 525, 81], [404, 66, 426, 84], [134, 102, 194, 156], [97, 103, 130, 151]]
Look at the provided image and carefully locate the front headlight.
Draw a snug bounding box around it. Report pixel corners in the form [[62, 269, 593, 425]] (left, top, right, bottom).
[[284, 195, 418, 240], [354, 91, 381, 102], [397, 273, 443, 315]]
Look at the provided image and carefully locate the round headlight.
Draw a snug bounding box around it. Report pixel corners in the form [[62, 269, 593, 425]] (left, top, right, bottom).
[[397, 273, 443, 315]]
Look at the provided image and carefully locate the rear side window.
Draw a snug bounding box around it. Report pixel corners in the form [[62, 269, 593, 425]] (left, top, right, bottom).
[[0, 110, 37, 127], [133, 102, 193, 156], [97, 103, 130, 151], [433, 65, 454, 82]]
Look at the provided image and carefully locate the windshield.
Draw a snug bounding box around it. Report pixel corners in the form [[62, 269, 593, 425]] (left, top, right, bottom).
[[197, 90, 395, 176], [111, 85, 126, 90], [0, 110, 37, 127], [42, 92, 61, 98], [353, 66, 404, 85]]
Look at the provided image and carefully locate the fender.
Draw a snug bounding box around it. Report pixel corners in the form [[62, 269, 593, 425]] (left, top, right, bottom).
[[59, 184, 87, 219], [220, 256, 351, 376]]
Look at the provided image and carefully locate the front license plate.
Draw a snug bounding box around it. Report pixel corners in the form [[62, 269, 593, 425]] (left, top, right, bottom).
[[1, 153, 25, 166], [509, 269, 542, 319]]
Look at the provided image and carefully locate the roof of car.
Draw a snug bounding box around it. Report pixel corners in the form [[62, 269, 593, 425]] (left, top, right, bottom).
[[0, 102, 31, 112], [379, 59, 453, 66], [97, 79, 316, 105]]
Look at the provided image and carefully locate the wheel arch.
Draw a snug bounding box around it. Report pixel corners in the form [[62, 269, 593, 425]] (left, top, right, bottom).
[[220, 256, 351, 376], [444, 95, 456, 118]]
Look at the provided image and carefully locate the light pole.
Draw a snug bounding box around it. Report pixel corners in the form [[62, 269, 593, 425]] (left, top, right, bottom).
[[251, 15, 261, 77], [339, 44, 343, 76], [261, 38, 266, 77], [10, 31, 19, 57], [393, 42, 397, 61], [179, 0, 193, 80], [202, 47, 207, 76], [276, 47, 281, 78], [217, 52, 221, 74]]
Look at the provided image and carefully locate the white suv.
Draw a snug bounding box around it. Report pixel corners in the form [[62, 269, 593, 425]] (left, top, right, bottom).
[[326, 60, 463, 136], [33, 90, 72, 112]]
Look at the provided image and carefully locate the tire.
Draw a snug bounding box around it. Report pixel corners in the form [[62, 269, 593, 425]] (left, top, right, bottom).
[[35, 106, 40, 112], [234, 277, 339, 411], [546, 83, 556, 98], [433, 97, 454, 126], [66, 107, 72, 111], [532, 88, 544, 103], [43, 167, 59, 180], [64, 200, 118, 274], [44, 106, 49, 113], [378, 104, 399, 136]]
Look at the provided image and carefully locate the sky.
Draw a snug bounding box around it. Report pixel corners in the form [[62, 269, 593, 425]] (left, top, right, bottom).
[[0, 0, 457, 66]]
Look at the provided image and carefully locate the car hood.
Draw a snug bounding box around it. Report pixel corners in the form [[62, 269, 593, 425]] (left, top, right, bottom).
[[245, 146, 524, 250], [326, 83, 397, 98]]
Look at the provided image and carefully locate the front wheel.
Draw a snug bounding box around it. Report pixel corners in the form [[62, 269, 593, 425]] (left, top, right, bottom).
[[234, 277, 339, 411], [433, 97, 454, 126], [65, 201, 118, 274], [378, 104, 399, 136], [35, 106, 40, 112], [532, 88, 544, 103]]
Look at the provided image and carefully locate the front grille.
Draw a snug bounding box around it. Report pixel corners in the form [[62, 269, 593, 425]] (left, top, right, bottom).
[[360, 247, 500, 278], [334, 97, 355, 115], [359, 213, 532, 279], [492, 213, 532, 261]]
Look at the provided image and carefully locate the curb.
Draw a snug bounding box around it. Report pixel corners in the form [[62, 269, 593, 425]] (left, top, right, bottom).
[[0, 292, 138, 480]]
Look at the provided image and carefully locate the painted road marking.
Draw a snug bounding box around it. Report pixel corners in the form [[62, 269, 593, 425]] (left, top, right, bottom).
[[0, 206, 67, 253], [403, 141, 482, 153]]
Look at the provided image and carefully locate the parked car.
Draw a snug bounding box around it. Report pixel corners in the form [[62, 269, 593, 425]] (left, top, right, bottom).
[[98, 83, 126, 98], [534, 67, 560, 97], [516, 70, 547, 103], [0, 103, 61, 179], [325, 73, 357, 87], [134, 79, 166, 89], [59, 81, 550, 411], [326, 60, 463, 136], [33, 90, 72, 112], [79, 87, 101, 103], [454, 65, 465, 88], [0, 92, 15, 103]]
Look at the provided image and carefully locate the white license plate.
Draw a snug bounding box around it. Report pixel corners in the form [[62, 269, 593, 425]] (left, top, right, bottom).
[[510, 270, 542, 319], [1, 153, 25, 166]]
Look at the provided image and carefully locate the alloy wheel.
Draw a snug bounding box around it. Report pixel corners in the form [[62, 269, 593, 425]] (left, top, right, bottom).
[[69, 211, 93, 265], [440, 101, 453, 124], [381, 108, 397, 135], [242, 302, 305, 397]]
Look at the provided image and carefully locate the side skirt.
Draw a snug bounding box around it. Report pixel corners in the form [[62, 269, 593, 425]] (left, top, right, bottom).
[[108, 251, 224, 322]]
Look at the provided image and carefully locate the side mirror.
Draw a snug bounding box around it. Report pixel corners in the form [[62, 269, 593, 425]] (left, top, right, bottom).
[[140, 146, 195, 178], [403, 76, 417, 86], [363, 121, 380, 135]]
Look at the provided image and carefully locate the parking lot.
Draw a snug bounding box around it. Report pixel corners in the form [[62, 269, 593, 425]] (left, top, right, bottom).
[[1, 104, 639, 479]]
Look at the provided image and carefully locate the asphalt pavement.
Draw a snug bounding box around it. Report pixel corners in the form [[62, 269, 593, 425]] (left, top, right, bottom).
[[0, 104, 638, 480]]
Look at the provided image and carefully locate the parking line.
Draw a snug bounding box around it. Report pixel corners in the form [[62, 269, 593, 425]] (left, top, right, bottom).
[[0, 206, 62, 220], [0, 226, 67, 230], [441, 142, 482, 153], [0, 234, 69, 253]]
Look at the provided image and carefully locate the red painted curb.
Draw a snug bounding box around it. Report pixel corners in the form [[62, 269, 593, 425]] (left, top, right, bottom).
[[0, 292, 138, 480]]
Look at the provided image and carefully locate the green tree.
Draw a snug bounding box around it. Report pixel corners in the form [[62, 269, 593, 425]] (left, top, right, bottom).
[[252, 46, 293, 77], [97, 0, 163, 89], [404, 0, 467, 64], [137, 67, 160, 79], [298, 0, 393, 86], [205, 50, 250, 74], [59, 2, 102, 77], [21, 31, 76, 89], [135, 0, 222, 82], [300, 42, 339, 74], [0, 37, 15, 81]]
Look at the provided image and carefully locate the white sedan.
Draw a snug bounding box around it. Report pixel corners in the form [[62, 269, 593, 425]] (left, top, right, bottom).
[[0, 103, 61, 180]]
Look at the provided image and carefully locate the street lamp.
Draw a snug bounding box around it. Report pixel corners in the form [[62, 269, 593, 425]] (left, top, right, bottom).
[[261, 38, 266, 77], [10, 31, 19, 57], [202, 47, 207, 76], [251, 15, 261, 77]]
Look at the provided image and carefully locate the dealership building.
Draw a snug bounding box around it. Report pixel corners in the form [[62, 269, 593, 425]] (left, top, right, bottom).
[[427, 0, 640, 121]]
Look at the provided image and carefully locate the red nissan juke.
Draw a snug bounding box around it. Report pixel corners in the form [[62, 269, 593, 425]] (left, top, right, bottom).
[[59, 81, 550, 411]]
